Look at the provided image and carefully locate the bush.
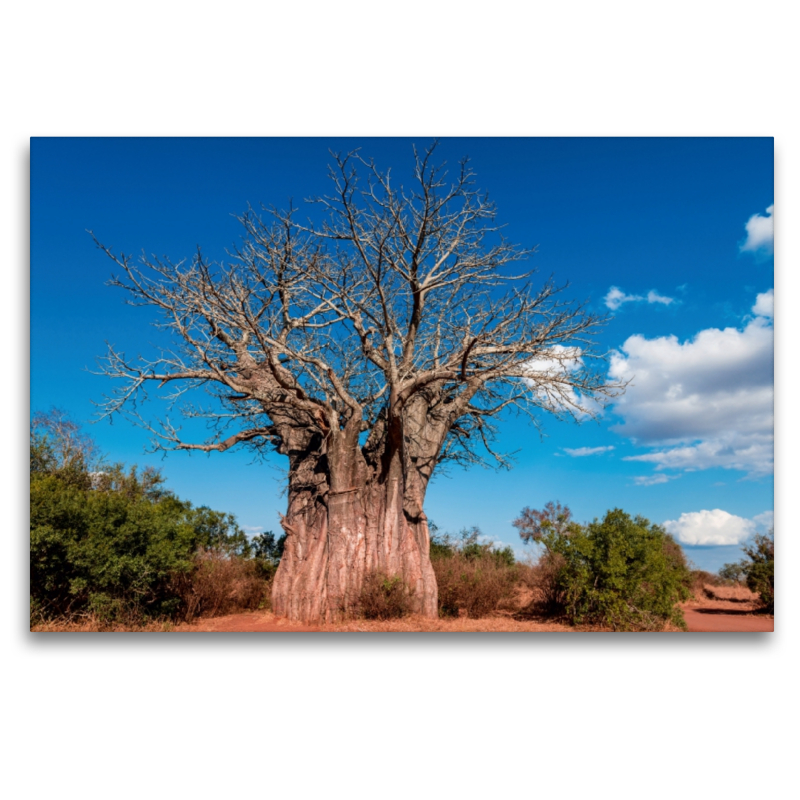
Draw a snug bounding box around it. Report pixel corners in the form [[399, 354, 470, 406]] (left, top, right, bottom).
[[524, 551, 568, 616], [358, 572, 414, 619], [515, 504, 692, 631], [742, 530, 774, 612], [690, 570, 724, 594], [430, 528, 519, 618], [30, 411, 273, 624], [718, 562, 747, 584], [173, 550, 270, 621]]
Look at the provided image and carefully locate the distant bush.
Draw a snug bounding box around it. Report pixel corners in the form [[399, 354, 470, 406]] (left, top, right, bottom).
[[514, 503, 692, 631], [430, 527, 519, 618], [690, 569, 724, 594], [718, 562, 747, 584], [358, 572, 414, 619]]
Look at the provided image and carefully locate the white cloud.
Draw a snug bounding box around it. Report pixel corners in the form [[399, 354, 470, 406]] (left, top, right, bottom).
[[242, 525, 265, 534], [563, 445, 615, 457], [740, 204, 774, 254], [752, 288, 774, 319], [752, 510, 774, 530], [524, 345, 601, 417], [634, 473, 678, 486], [605, 286, 675, 311], [663, 509, 758, 546], [609, 299, 774, 477], [605, 286, 643, 310], [647, 290, 674, 306]]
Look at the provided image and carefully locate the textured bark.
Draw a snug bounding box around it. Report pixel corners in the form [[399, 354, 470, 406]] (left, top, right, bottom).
[[271, 414, 439, 623]]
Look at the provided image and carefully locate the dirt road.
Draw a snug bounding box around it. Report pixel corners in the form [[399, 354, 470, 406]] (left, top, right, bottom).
[[682, 601, 773, 632]]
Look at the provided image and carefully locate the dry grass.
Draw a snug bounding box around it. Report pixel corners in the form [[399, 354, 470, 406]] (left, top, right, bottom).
[[174, 550, 271, 621], [432, 551, 519, 618], [325, 613, 573, 632], [357, 572, 414, 619], [31, 614, 176, 632], [175, 610, 575, 632], [701, 584, 759, 603]]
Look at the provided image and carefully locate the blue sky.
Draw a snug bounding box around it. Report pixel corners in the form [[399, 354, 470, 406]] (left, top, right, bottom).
[[30, 137, 774, 571]]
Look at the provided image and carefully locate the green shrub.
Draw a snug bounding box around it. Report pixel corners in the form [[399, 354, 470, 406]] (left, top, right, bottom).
[[515, 503, 692, 631], [30, 411, 271, 624], [742, 530, 774, 612]]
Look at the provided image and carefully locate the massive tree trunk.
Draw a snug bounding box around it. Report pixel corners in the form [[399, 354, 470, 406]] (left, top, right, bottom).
[[271, 411, 440, 623]]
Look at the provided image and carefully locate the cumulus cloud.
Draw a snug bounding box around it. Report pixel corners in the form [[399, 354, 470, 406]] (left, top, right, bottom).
[[563, 445, 615, 457], [604, 286, 675, 311], [633, 473, 678, 486], [740, 204, 774, 254], [524, 345, 601, 417], [752, 510, 774, 530], [752, 288, 774, 319], [663, 509, 757, 546], [609, 299, 774, 477]]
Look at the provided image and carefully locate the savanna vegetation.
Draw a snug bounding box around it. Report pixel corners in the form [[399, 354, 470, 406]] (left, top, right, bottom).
[[33, 411, 763, 632], [719, 529, 775, 613], [514, 501, 693, 631], [30, 409, 280, 629]]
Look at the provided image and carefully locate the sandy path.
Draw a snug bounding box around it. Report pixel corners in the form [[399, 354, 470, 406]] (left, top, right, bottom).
[[682, 601, 773, 632]]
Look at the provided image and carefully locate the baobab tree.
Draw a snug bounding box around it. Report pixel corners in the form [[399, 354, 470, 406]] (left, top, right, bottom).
[[93, 144, 621, 623]]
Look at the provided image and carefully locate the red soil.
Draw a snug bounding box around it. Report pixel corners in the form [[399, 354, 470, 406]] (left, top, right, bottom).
[[176, 592, 775, 633], [681, 600, 773, 632], [176, 612, 320, 632], [175, 610, 572, 632]]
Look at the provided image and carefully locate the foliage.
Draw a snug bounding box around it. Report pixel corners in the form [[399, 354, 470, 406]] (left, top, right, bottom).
[[358, 573, 414, 620], [429, 526, 519, 617], [742, 530, 774, 612], [30, 411, 270, 624], [716, 530, 774, 612], [718, 562, 747, 584], [515, 504, 692, 631], [249, 530, 287, 579]]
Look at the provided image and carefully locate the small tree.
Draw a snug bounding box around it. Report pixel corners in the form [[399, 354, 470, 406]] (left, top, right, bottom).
[[30, 407, 102, 487], [718, 561, 747, 584], [515, 504, 692, 630], [93, 144, 622, 622]]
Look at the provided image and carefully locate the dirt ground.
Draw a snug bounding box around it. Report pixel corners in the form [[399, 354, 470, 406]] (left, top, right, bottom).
[[36, 584, 772, 633], [177, 590, 774, 633], [680, 592, 773, 633], [175, 611, 574, 633]]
